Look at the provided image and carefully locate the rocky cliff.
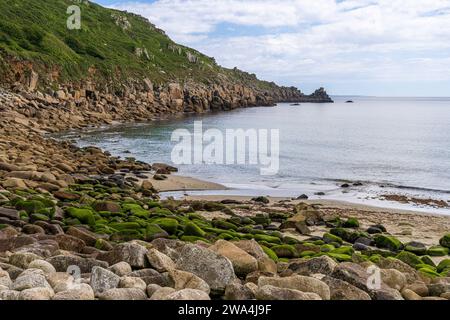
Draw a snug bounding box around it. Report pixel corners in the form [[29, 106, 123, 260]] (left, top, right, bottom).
[[0, 0, 332, 131]]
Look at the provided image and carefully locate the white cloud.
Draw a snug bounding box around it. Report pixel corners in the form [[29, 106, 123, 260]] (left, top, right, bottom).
[[107, 0, 450, 95]]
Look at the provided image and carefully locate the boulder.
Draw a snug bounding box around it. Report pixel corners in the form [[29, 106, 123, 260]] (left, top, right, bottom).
[[256, 285, 321, 300], [46, 254, 108, 273], [401, 288, 422, 300], [322, 276, 371, 300], [150, 287, 176, 300], [289, 256, 337, 276], [119, 276, 147, 292], [0, 289, 20, 300], [164, 289, 211, 300], [209, 240, 258, 276], [169, 269, 210, 294], [90, 266, 120, 295], [93, 201, 121, 213], [173, 243, 236, 294], [232, 240, 268, 260], [19, 287, 54, 300], [0, 207, 19, 220], [55, 234, 86, 252], [108, 261, 132, 277], [98, 288, 148, 300], [380, 269, 407, 291], [9, 252, 41, 269], [27, 259, 56, 275], [128, 269, 170, 287], [66, 227, 98, 246], [97, 242, 148, 268], [331, 262, 402, 300], [224, 280, 255, 300], [146, 248, 175, 272], [52, 284, 95, 300], [12, 270, 51, 291], [258, 275, 330, 300], [0, 269, 12, 288]]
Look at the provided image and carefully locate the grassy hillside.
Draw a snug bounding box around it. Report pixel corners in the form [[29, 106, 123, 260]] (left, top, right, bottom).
[[0, 0, 278, 90]]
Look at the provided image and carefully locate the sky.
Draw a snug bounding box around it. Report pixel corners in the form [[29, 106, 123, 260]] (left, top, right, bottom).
[[94, 0, 450, 96]]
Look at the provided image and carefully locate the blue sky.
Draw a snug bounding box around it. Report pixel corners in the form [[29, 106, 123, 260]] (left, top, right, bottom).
[[94, 0, 450, 96]]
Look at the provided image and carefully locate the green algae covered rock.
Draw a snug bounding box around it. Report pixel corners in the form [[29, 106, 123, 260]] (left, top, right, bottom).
[[261, 245, 278, 262], [271, 244, 298, 258], [427, 246, 449, 256], [212, 219, 238, 231], [327, 252, 352, 262], [374, 234, 403, 251], [420, 256, 436, 267], [395, 251, 422, 268], [253, 234, 282, 244], [15, 199, 46, 214], [30, 213, 50, 222], [342, 218, 360, 228], [145, 224, 169, 241], [66, 207, 96, 226], [151, 217, 179, 234], [184, 222, 206, 237], [439, 233, 450, 248], [330, 246, 354, 256], [180, 235, 209, 243], [323, 233, 343, 244], [109, 222, 141, 231], [437, 259, 450, 273]]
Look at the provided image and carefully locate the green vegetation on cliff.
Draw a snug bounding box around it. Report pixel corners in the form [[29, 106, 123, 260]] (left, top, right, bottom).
[[0, 0, 284, 91]]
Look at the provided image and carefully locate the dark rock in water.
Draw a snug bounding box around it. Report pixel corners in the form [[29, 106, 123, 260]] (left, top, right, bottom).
[[353, 182, 363, 186], [290, 103, 300, 106], [315, 192, 325, 196], [341, 183, 350, 188], [296, 194, 309, 200], [346, 100, 354, 103]]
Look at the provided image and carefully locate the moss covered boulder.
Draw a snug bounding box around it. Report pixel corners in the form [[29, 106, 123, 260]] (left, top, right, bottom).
[[323, 233, 343, 245], [404, 241, 427, 256], [271, 244, 298, 258], [145, 224, 169, 241], [374, 234, 403, 252], [261, 246, 279, 262], [212, 219, 238, 231], [439, 233, 450, 248], [437, 259, 450, 273], [66, 207, 96, 226], [14, 199, 46, 214], [427, 246, 449, 256], [151, 218, 179, 234], [342, 218, 360, 228], [184, 222, 206, 237], [395, 251, 422, 268]]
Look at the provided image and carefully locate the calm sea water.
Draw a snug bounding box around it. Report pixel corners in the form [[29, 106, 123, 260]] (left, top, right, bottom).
[[60, 96, 450, 214]]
